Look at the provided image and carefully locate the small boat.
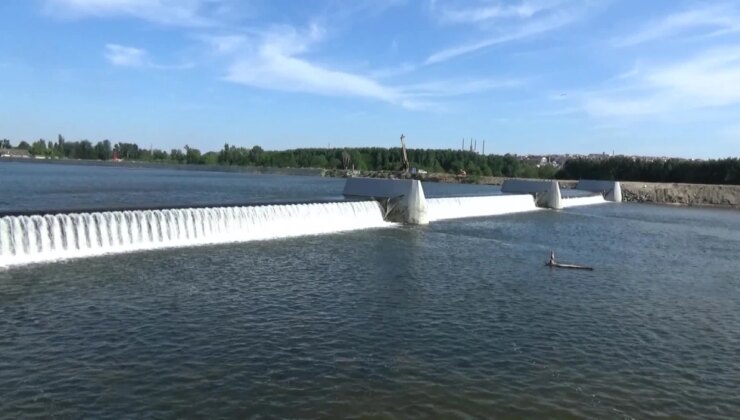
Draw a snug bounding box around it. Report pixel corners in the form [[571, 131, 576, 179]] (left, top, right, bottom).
[[545, 262, 594, 271]]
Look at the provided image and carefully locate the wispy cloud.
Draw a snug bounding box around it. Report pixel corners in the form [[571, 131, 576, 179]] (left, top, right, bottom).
[[583, 46, 740, 117], [46, 1, 528, 109], [222, 25, 411, 106], [222, 24, 522, 108], [432, 0, 555, 24], [104, 43, 193, 69], [613, 3, 740, 47], [43, 0, 226, 27], [104, 44, 150, 67], [400, 78, 525, 97], [425, 0, 590, 64]]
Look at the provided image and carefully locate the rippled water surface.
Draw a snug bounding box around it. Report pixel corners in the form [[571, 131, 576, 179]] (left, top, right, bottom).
[[1, 162, 740, 418]]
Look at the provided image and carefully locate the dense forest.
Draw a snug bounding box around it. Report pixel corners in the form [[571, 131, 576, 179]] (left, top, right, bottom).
[[558, 156, 740, 185], [3, 136, 739, 185], [1, 136, 557, 178]]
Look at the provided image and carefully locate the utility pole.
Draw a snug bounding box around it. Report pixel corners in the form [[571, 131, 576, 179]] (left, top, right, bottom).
[[400, 134, 409, 172]]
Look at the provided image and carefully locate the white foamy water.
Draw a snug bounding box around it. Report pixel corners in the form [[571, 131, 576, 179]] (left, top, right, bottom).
[[426, 194, 539, 222], [561, 194, 607, 208], [0, 201, 390, 267]]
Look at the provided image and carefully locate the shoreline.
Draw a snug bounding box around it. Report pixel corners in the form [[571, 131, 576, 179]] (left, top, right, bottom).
[[3, 158, 738, 209], [322, 169, 740, 209]]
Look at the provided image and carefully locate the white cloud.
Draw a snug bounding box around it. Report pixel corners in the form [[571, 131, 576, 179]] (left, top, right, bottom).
[[613, 3, 740, 47], [222, 25, 522, 108], [583, 46, 740, 117], [201, 34, 248, 55], [104, 43, 193, 69], [223, 25, 408, 106], [104, 43, 150, 67], [226, 53, 406, 105], [425, 1, 588, 64], [400, 78, 525, 97], [47, 1, 529, 108], [43, 0, 221, 27], [432, 0, 556, 24]]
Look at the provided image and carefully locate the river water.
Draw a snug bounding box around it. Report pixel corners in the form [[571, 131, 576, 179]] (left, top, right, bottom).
[[1, 161, 739, 418]]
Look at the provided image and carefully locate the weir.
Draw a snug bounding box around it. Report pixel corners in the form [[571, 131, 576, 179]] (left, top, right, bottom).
[[0, 177, 621, 268], [0, 201, 390, 268], [501, 179, 563, 209], [575, 180, 622, 202], [343, 178, 428, 224], [501, 179, 622, 208], [427, 195, 540, 221]]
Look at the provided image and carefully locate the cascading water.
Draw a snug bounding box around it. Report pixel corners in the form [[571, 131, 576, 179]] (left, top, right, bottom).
[[560, 194, 606, 208], [426, 194, 539, 222], [0, 201, 390, 267]]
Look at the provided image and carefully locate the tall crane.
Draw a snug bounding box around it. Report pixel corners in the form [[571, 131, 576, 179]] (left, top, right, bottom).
[[400, 134, 410, 172]]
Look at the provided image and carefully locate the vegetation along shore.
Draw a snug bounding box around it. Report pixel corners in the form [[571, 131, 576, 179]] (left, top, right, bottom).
[[2, 137, 738, 208]]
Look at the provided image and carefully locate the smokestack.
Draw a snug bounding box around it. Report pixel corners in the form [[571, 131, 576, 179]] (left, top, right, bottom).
[[482, 140, 485, 155], [462, 138, 464, 150]]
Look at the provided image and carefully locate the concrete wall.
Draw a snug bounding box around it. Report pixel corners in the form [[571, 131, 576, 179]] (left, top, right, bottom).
[[343, 177, 415, 199], [501, 179, 553, 194], [343, 178, 428, 224], [576, 180, 622, 202], [501, 179, 562, 209]]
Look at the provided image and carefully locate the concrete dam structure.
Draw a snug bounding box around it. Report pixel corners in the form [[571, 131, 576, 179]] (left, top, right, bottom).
[[0, 178, 619, 268], [501, 179, 563, 209], [343, 178, 429, 225], [576, 180, 622, 203]]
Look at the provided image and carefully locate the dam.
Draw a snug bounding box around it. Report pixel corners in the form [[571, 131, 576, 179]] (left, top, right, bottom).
[[0, 178, 620, 267]]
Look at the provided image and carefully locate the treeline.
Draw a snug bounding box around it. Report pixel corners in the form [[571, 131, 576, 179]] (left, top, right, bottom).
[[217, 144, 558, 178], [557, 157, 740, 185], [5, 137, 738, 184], [2, 137, 556, 178]]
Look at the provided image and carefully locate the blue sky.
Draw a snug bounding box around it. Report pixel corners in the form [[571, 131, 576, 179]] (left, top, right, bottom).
[[1, 0, 740, 158]]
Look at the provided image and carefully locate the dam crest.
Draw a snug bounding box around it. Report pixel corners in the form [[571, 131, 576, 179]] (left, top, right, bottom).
[[0, 178, 619, 267]]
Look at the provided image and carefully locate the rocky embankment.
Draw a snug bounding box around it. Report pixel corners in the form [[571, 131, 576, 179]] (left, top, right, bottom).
[[620, 182, 740, 208], [323, 169, 740, 209]]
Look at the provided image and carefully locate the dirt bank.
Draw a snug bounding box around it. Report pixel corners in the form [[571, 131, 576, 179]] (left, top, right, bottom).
[[324, 170, 740, 209], [620, 182, 740, 208]]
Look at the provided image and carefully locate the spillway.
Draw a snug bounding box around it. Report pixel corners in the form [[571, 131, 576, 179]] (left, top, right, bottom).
[[0, 201, 391, 268], [561, 195, 606, 208], [426, 195, 540, 222]]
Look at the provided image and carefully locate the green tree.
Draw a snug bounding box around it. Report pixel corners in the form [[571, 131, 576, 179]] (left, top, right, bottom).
[[29, 139, 48, 156], [95, 140, 112, 160], [170, 148, 185, 163], [184, 145, 202, 164]]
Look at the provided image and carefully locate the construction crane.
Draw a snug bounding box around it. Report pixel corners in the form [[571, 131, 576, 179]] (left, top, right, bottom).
[[400, 134, 410, 172]]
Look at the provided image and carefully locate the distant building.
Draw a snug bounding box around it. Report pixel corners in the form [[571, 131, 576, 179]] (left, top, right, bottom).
[[0, 148, 31, 158]]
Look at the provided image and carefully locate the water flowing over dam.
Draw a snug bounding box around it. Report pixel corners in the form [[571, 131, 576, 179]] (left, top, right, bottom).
[[426, 195, 540, 221], [0, 201, 390, 268], [0, 178, 618, 268]]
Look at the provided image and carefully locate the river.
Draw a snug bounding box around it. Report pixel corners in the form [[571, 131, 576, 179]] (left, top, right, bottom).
[[1, 161, 739, 418]]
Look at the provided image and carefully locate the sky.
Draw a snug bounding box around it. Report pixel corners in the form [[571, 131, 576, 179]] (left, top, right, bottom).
[[1, 0, 740, 158]]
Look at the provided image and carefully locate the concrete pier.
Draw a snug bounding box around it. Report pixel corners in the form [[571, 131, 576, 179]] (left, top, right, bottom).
[[343, 178, 429, 224], [576, 180, 623, 202], [501, 179, 563, 209]]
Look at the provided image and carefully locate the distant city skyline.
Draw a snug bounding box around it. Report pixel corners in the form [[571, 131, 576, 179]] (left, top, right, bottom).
[[1, 0, 740, 159]]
